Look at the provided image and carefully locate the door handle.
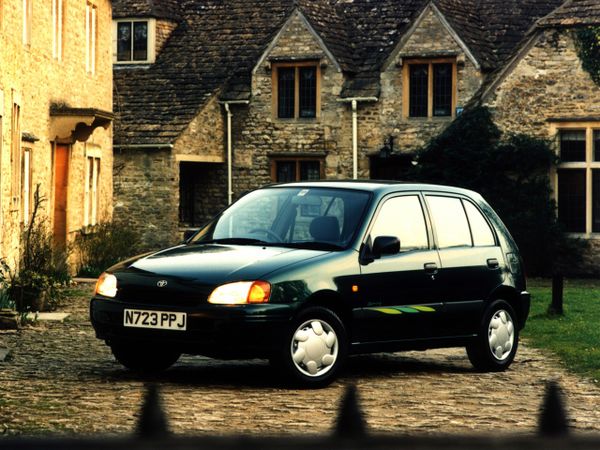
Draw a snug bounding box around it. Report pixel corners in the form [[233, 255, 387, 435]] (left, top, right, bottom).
[[487, 258, 500, 269], [424, 262, 438, 274]]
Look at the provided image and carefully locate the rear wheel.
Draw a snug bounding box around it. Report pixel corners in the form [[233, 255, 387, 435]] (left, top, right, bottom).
[[466, 299, 519, 372], [274, 307, 347, 388], [110, 342, 181, 373]]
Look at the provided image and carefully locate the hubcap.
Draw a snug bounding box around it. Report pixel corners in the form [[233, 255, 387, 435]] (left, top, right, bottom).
[[488, 309, 515, 361], [290, 319, 338, 377]]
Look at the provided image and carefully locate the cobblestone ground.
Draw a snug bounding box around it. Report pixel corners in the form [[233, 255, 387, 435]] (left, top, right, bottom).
[[0, 282, 599, 438]]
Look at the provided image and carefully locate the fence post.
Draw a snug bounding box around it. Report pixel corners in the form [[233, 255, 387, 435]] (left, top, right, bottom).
[[334, 385, 366, 437], [539, 381, 568, 436], [136, 384, 170, 438]]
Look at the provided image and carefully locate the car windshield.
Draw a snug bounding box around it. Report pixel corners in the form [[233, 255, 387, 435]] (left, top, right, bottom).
[[189, 187, 371, 250]]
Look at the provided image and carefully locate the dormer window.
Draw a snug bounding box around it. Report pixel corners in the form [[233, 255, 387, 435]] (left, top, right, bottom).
[[113, 19, 156, 64]]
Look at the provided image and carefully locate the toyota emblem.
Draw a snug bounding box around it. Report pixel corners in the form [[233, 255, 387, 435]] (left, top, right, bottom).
[[157, 280, 168, 288]]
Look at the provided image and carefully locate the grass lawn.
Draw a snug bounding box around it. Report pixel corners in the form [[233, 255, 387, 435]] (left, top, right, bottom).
[[523, 278, 600, 382]]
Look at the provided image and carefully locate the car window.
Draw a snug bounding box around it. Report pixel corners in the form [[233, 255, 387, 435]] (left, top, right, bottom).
[[426, 195, 472, 249], [463, 200, 496, 246], [370, 195, 429, 251], [289, 196, 344, 242]]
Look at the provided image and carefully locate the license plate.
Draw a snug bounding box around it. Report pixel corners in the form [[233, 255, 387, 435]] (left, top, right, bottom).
[[123, 309, 187, 331]]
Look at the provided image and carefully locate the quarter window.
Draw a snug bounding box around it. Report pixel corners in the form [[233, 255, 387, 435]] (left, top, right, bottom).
[[273, 63, 319, 119], [370, 195, 429, 251], [554, 124, 600, 234], [404, 59, 456, 118], [463, 201, 495, 246], [426, 196, 471, 248]]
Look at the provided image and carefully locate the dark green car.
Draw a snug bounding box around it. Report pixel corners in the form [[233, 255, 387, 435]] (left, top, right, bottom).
[[91, 181, 529, 387]]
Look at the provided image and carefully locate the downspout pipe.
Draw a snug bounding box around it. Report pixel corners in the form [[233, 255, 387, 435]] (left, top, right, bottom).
[[351, 100, 357, 180], [336, 97, 378, 180], [225, 103, 233, 205], [220, 100, 249, 205]]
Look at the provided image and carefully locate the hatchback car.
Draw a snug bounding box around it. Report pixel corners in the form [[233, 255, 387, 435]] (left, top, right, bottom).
[[91, 181, 529, 387]]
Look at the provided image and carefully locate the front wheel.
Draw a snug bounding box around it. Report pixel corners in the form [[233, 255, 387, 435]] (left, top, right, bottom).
[[273, 307, 347, 388], [110, 342, 181, 373], [466, 299, 519, 372]]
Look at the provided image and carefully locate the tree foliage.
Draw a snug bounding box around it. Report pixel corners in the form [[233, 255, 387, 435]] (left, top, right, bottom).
[[409, 106, 585, 276], [574, 26, 600, 87]]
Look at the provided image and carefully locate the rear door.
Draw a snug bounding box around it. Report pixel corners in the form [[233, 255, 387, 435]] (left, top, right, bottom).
[[355, 193, 443, 342], [424, 194, 505, 337]]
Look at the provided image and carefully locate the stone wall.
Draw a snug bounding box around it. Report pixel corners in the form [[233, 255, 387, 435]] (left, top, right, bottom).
[[0, 0, 113, 271], [155, 20, 178, 56]]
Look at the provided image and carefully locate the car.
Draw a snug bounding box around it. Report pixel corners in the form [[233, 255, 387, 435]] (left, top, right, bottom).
[[90, 181, 529, 387]]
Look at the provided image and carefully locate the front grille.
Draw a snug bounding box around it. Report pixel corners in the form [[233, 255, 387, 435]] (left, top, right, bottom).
[[115, 274, 212, 307]]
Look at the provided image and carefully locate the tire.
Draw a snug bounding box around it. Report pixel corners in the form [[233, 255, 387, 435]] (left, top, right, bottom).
[[466, 299, 519, 372], [274, 307, 348, 388], [110, 341, 181, 373]]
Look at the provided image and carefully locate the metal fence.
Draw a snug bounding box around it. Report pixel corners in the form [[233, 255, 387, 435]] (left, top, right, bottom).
[[1, 381, 598, 449]]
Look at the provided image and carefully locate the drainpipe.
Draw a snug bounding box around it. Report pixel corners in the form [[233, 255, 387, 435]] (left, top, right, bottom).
[[336, 97, 378, 180], [351, 100, 358, 179], [225, 103, 233, 205], [220, 100, 249, 205]]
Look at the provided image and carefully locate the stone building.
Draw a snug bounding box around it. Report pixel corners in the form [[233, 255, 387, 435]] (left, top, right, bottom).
[[0, 0, 114, 270], [112, 0, 598, 252]]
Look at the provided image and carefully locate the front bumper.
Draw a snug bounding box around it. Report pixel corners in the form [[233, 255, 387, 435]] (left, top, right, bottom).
[[90, 297, 294, 358]]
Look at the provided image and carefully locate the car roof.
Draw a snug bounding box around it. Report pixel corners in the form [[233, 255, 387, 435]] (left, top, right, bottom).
[[270, 180, 483, 199]]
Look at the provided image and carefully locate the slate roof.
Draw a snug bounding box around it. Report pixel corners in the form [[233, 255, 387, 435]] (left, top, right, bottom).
[[113, 0, 571, 146], [538, 0, 600, 27]]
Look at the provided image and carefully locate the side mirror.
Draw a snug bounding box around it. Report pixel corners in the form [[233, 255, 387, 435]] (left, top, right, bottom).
[[372, 236, 400, 259]]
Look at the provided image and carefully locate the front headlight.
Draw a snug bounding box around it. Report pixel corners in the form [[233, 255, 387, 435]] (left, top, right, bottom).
[[208, 281, 271, 305], [95, 272, 118, 298]]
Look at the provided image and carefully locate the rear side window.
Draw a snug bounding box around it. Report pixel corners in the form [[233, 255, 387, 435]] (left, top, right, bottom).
[[426, 196, 471, 248], [463, 200, 496, 246], [370, 195, 429, 251]]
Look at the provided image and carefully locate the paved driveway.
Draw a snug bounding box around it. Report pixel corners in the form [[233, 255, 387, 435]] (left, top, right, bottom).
[[0, 282, 599, 437]]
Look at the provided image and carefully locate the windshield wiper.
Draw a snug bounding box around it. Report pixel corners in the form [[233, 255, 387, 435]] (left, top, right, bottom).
[[193, 238, 271, 246], [280, 241, 344, 251]]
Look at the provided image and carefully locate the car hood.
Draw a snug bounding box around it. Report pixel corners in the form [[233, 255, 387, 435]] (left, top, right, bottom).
[[112, 243, 329, 285]]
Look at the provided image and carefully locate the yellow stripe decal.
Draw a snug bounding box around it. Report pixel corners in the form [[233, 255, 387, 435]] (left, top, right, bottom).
[[371, 307, 403, 315]]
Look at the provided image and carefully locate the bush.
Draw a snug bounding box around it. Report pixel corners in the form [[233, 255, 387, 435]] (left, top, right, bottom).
[[409, 106, 585, 276], [6, 185, 70, 312], [75, 222, 139, 277]]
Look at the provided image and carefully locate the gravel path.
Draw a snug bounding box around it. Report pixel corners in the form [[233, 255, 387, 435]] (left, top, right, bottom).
[[0, 282, 599, 437]]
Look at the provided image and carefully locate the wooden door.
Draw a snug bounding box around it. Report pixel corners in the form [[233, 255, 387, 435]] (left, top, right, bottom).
[[53, 144, 69, 249]]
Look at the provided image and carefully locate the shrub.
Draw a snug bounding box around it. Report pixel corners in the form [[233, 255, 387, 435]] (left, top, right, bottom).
[[75, 222, 139, 277], [409, 106, 585, 276]]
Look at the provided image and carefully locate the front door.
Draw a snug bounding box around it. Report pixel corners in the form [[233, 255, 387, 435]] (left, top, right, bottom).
[[53, 144, 69, 250], [355, 194, 443, 342]]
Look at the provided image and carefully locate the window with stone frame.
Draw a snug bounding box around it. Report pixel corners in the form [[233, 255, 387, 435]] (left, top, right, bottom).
[[554, 123, 600, 235], [272, 62, 320, 119], [52, 0, 63, 60], [85, 2, 96, 73], [10, 102, 21, 209], [114, 19, 155, 63], [21, 147, 32, 225], [84, 151, 100, 227], [403, 58, 456, 118], [22, 0, 32, 45], [270, 157, 324, 182]]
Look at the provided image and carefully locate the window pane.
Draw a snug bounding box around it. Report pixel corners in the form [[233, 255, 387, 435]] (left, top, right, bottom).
[[133, 21, 148, 61], [117, 22, 132, 61], [559, 130, 586, 162], [557, 169, 586, 232], [299, 161, 320, 180], [463, 200, 495, 246], [433, 63, 452, 117], [277, 68, 295, 119], [370, 196, 429, 251], [593, 170, 600, 233], [426, 196, 472, 248], [409, 64, 428, 117], [299, 67, 317, 118], [276, 161, 295, 182], [594, 130, 600, 162]]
